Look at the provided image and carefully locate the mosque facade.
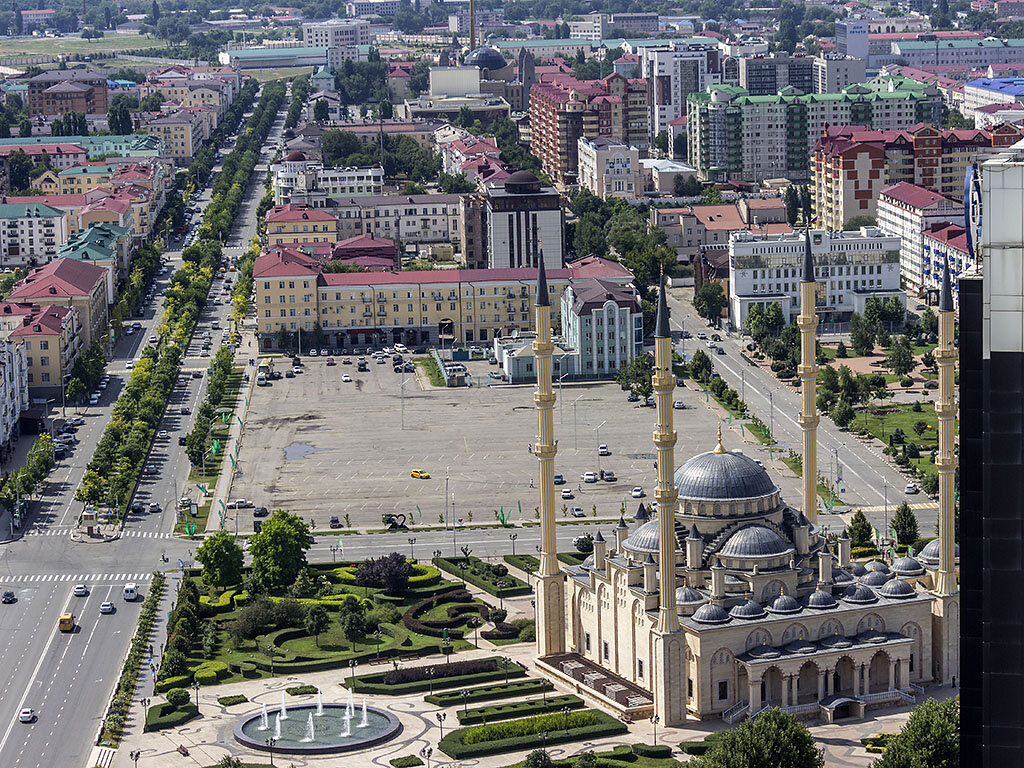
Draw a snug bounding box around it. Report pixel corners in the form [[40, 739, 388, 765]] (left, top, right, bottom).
[[530, 232, 960, 725]]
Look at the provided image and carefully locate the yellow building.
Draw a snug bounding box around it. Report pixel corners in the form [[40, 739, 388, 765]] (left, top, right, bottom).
[[140, 110, 206, 164], [0, 302, 81, 394], [7, 258, 108, 348], [265, 204, 340, 247], [253, 248, 633, 349]]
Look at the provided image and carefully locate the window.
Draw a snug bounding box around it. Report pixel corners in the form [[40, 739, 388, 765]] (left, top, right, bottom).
[[688, 678, 694, 698], [39, 340, 48, 350], [602, 641, 609, 661], [637, 659, 644, 679], [40, 356, 48, 367], [718, 680, 728, 701], [41, 372, 50, 383], [585, 632, 591, 652]]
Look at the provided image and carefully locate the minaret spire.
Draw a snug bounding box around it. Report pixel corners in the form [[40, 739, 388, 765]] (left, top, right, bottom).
[[798, 228, 820, 525], [532, 256, 565, 657], [935, 254, 958, 596]]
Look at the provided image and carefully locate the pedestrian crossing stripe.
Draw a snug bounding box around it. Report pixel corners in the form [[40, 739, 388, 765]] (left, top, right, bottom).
[[26, 527, 174, 539], [2, 572, 155, 583], [851, 502, 938, 513]]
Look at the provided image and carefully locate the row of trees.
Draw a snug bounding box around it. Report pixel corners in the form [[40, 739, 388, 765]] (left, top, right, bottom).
[[0, 434, 55, 515], [284, 74, 311, 131], [183, 345, 234, 468], [322, 128, 439, 183], [182, 78, 260, 193], [783, 185, 813, 226]]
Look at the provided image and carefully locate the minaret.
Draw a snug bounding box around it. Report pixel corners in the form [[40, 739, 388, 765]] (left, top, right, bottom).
[[935, 255, 958, 596], [533, 257, 565, 658], [469, 0, 477, 52], [650, 278, 686, 726], [797, 229, 820, 525]]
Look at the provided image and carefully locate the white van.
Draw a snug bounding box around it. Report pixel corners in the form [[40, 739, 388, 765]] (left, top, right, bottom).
[[123, 583, 137, 601]]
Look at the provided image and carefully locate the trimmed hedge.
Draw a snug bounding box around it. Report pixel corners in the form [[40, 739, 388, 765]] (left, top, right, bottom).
[[389, 757, 424, 768], [433, 557, 532, 598], [426, 678, 555, 707], [194, 660, 230, 685], [199, 590, 236, 614], [218, 694, 248, 706], [353, 657, 526, 695], [156, 674, 191, 694], [503, 554, 538, 573], [402, 589, 486, 639], [438, 709, 627, 759], [286, 684, 319, 695], [631, 743, 673, 758], [145, 702, 199, 732], [861, 732, 897, 754], [680, 731, 726, 755], [457, 694, 584, 725]]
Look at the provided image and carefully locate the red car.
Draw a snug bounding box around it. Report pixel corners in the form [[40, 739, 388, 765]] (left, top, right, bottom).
[[326, 357, 336, 366]]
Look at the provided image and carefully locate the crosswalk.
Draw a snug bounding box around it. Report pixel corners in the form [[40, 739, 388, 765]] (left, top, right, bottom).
[[25, 526, 175, 540], [3, 572, 155, 584], [855, 502, 939, 513]]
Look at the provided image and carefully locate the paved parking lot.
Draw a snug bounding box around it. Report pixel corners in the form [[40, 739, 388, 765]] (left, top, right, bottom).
[[230, 355, 803, 530]]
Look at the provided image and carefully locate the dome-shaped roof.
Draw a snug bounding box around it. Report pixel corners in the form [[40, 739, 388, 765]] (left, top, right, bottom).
[[767, 592, 802, 614], [729, 598, 767, 619], [878, 577, 916, 599], [581, 554, 595, 570], [692, 602, 732, 625], [891, 556, 925, 576], [675, 585, 705, 605], [285, 151, 306, 161], [718, 525, 793, 559], [849, 562, 868, 577], [465, 46, 508, 71], [842, 583, 878, 604], [786, 637, 817, 654], [857, 628, 888, 644], [504, 169, 542, 194], [674, 450, 777, 501], [805, 588, 839, 609], [747, 643, 781, 659], [622, 518, 659, 554], [832, 567, 854, 584], [861, 570, 892, 587], [918, 538, 960, 564], [865, 560, 890, 573], [820, 633, 853, 650]]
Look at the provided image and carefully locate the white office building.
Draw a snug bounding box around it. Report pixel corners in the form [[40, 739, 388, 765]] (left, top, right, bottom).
[[302, 19, 372, 47], [639, 40, 724, 143], [728, 227, 904, 330], [270, 152, 383, 205], [835, 19, 869, 60], [577, 136, 641, 200]]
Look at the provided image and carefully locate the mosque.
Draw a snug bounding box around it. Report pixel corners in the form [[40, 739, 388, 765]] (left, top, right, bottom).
[[528, 232, 960, 725]]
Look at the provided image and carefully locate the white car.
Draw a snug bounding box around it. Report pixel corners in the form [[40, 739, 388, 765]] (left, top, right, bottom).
[[99, 602, 115, 614], [125, 360, 135, 370], [631, 487, 645, 498], [598, 444, 610, 456], [157, 430, 169, 439], [905, 483, 919, 494], [308, 349, 318, 357], [18, 709, 34, 723], [72, 584, 88, 597], [342, 374, 352, 382], [583, 472, 598, 483], [561, 488, 573, 499], [88, 394, 100, 405], [672, 400, 685, 409]]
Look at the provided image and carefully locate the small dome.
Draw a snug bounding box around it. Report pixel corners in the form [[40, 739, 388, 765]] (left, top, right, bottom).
[[747, 643, 781, 659], [832, 567, 854, 584], [820, 633, 853, 650], [805, 588, 839, 609], [581, 554, 595, 570], [718, 525, 793, 559], [842, 583, 878, 604], [786, 637, 816, 654], [918, 539, 959, 564], [857, 628, 888, 644], [622, 518, 659, 554], [729, 598, 767, 619], [465, 46, 508, 72], [674, 449, 777, 501], [675, 585, 705, 605], [849, 562, 868, 577], [504, 169, 542, 193], [285, 151, 306, 161], [878, 577, 916, 600], [861, 570, 892, 587], [767, 593, 802, 614], [692, 603, 732, 625], [891, 556, 925, 576], [865, 560, 890, 574]]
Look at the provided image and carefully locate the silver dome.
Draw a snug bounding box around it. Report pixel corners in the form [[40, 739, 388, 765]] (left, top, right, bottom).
[[786, 637, 816, 654], [581, 554, 595, 570], [622, 518, 660, 554], [820, 633, 853, 650], [878, 577, 916, 599], [675, 585, 706, 605], [805, 588, 839, 609], [718, 525, 793, 559], [861, 570, 892, 587], [842, 583, 878, 604], [865, 560, 890, 573], [747, 643, 781, 659], [849, 562, 868, 577], [692, 602, 732, 624], [674, 450, 777, 501], [464, 47, 508, 71], [729, 598, 768, 619], [918, 538, 959, 564], [832, 567, 854, 584], [767, 593, 802, 614], [891, 556, 925, 576]]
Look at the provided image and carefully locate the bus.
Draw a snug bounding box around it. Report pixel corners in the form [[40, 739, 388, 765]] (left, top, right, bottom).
[[123, 583, 137, 601], [58, 613, 74, 632]]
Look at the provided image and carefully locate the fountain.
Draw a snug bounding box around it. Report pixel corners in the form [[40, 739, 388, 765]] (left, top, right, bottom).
[[259, 703, 269, 731], [346, 688, 354, 717], [301, 712, 316, 743], [316, 691, 324, 716], [235, 703, 400, 755], [280, 690, 289, 720]]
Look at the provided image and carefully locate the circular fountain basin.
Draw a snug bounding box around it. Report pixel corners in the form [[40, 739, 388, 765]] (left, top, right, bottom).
[[234, 703, 402, 755]]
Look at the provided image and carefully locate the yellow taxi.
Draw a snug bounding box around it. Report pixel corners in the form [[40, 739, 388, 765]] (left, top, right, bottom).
[[410, 469, 430, 479]]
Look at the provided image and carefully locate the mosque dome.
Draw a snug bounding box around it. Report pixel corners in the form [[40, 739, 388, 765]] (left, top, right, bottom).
[[865, 560, 890, 574], [860, 570, 892, 587], [675, 585, 706, 606], [849, 562, 868, 577], [674, 447, 777, 501], [891, 556, 925, 576], [285, 151, 306, 161], [692, 603, 732, 625], [504, 170, 542, 194], [581, 554, 595, 570], [805, 588, 839, 609], [820, 633, 853, 650], [786, 638, 817, 654], [767, 592, 802, 614], [918, 539, 959, 565], [718, 525, 793, 559], [622, 518, 660, 554], [877, 577, 916, 600], [832, 567, 854, 584], [842, 583, 878, 604], [747, 643, 781, 659], [465, 46, 508, 71], [729, 598, 768, 619]]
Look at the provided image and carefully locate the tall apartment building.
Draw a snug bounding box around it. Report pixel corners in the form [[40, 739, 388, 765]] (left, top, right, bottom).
[[0, 303, 77, 397], [302, 19, 372, 47], [921, 222, 972, 306], [728, 227, 904, 329], [559, 278, 642, 378], [344, 0, 400, 16], [530, 73, 648, 188], [0, 203, 69, 268], [27, 70, 109, 118], [486, 171, 563, 271], [7, 258, 107, 349], [891, 37, 1024, 67], [577, 136, 641, 200], [568, 13, 610, 41], [253, 250, 632, 348], [876, 182, 964, 295], [320, 193, 462, 249], [835, 19, 869, 60], [609, 12, 659, 34], [639, 40, 724, 142], [812, 123, 1021, 229], [738, 53, 813, 96], [812, 55, 867, 94], [688, 80, 946, 183]]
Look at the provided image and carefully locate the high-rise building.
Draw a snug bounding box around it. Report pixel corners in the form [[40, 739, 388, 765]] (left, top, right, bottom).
[[812, 55, 867, 94], [577, 136, 642, 200], [738, 53, 813, 96], [835, 19, 869, 60], [302, 19, 372, 47], [638, 40, 724, 142], [486, 171, 563, 271]]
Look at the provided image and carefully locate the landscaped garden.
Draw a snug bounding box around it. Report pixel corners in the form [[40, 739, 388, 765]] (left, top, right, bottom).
[[434, 555, 532, 598], [438, 708, 628, 758], [504, 744, 681, 767], [351, 656, 527, 695]]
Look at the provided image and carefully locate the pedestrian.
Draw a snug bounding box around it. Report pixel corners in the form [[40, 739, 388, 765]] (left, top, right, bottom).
[[530, 478, 534, 488], [577, 482, 582, 492], [528, 444, 533, 454]]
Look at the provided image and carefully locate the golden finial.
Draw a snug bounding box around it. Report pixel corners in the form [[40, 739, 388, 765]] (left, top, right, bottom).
[[713, 424, 726, 454]]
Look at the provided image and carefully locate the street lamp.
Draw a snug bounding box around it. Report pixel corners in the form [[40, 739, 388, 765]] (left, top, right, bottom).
[[435, 711, 446, 739], [374, 629, 381, 659], [329, 544, 338, 562], [509, 532, 518, 556], [561, 705, 571, 732], [129, 750, 140, 768], [502, 656, 511, 685], [419, 746, 433, 768], [193, 680, 200, 713], [407, 537, 416, 560], [650, 714, 659, 744], [462, 688, 470, 715], [265, 736, 277, 766], [427, 666, 435, 695]]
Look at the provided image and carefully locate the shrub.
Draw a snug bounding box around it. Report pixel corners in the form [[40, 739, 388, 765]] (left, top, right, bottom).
[[217, 694, 248, 706], [389, 757, 424, 768], [385, 658, 498, 686], [356, 552, 414, 594], [457, 694, 584, 725], [194, 661, 230, 685], [631, 743, 672, 758], [425, 679, 554, 707], [165, 688, 190, 707], [144, 702, 199, 732], [155, 674, 191, 694], [439, 709, 627, 759], [355, 657, 526, 695], [286, 684, 319, 695], [851, 545, 880, 558]]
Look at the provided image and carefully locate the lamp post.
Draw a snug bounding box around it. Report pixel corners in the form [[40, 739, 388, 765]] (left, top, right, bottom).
[[509, 532, 518, 556], [329, 544, 338, 562], [419, 746, 432, 768], [427, 666, 435, 695], [561, 705, 571, 732], [502, 656, 511, 685], [650, 713, 659, 744], [462, 688, 470, 716], [265, 736, 277, 766], [407, 537, 416, 560], [572, 394, 583, 451], [193, 679, 200, 713], [435, 711, 446, 739], [595, 420, 606, 472], [374, 629, 381, 660]]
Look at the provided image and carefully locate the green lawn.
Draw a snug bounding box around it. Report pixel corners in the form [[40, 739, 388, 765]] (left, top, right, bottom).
[[819, 346, 864, 362], [246, 66, 315, 82], [781, 456, 846, 506], [856, 403, 941, 481], [0, 32, 165, 57]]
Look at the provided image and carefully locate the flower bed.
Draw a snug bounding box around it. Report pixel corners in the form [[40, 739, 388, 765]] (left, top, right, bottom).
[[425, 679, 554, 707], [402, 589, 488, 639], [286, 684, 319, 695], [438, 709, 627, 759], [433, 557, 532, 598], [352, 656, 526, 695], [456, 694, 584, 725]]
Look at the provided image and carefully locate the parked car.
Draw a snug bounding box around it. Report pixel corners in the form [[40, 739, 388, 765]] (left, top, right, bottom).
[[410, 469, 430, 479], [627, 393, 639, 402], [631, 487, 645, 498], [329, 516, 342, 529], [905, 483, 919, 494], [229, 499, 253, 509], [143, 464, 157, 475], [148, 502, 161, 513], [603, 472, 616, 482], [178, 435, 187, 446], [342, 373, 352, 382], [253, 506, 269, 518], [326, 358, 335, 366], [598, 444, 610, 456], [180, 406, 191, 415], [570, 507, 586, 518], [308, 349, 318, 357], [673, 400, 686, 409], [553, 474, 565, 485], [285, 370, 295, 378], [583, 472, 598, 483], [561, 489, 574, 499]]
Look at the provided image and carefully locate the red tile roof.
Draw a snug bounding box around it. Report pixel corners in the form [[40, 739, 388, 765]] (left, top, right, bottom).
[[253, 247, 320, 278], [265, 204, 338, 223], [880, 182, 959, 209], [923, 222, 969, 252], [9, 305, 73, 337], [4, 194, 88, 207], [8, 258, 105, 300]]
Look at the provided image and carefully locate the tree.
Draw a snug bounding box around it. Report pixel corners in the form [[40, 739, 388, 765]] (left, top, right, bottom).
[[850, 312, 874, 356], [340, 609, 364, 650], [689, 348, 713, 384], [7, 149, 32, 192], [65, 377, 87, 407], [355, 552, 413, 595], [691, 707, 823, 768], [873, 696, 958, 768], [313, 97, 329, 122], [843, 215, 877, 231], [831, 400, 855, 429], [653, 129, 669, 153], [694, 282, 728, 325], [524, 750, 553, 768], [151, 0, 160, 23], [784, 186, 799, 225], [379, 99, 393, 119], [615, 353, 655, 399], [921, 350, 935, 370], [438, 171, 475, 193], [81, 27, 104, 39], [892, 502, 919, 546], [848, 509, 873, 548], [887, 336, 916, 376], [108, 99, 133, 135], [248, 510, 313, 589], [194, 530, 244, 588], [304, 605, 329, 647], [572, 214, 606, 257], [673, 174, 702, 197]]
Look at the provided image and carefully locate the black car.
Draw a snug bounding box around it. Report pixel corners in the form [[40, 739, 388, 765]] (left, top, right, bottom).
[[291, 357, 302, 366], [626, 393, 639, 402], [270, 370, 282, 380], [1, 591, 14, 604], [131, 502, 144, 514], [253, 506, 269, 518], [285, 370, 295, 378], [178, 435, 187, 446], [553, 473, 565, 485], [329, 515, 342, 529]]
